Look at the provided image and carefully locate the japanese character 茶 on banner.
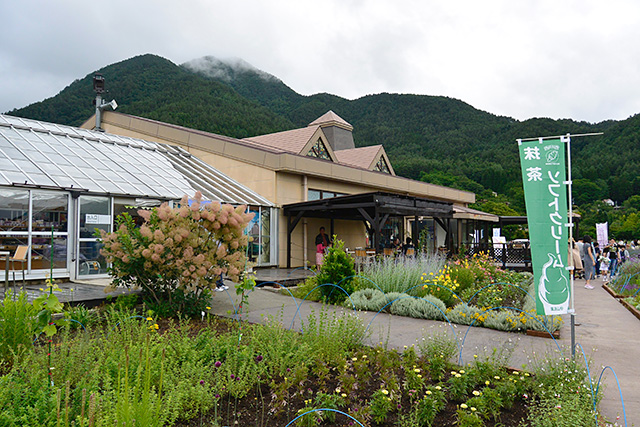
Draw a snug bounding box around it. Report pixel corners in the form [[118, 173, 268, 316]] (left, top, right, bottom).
[[518, 138, 570, 315]]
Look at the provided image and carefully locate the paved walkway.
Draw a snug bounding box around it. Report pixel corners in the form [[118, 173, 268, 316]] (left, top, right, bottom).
[[209, 277, 639, 426]]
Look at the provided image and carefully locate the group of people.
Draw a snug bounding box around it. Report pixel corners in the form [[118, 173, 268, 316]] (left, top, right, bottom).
[[571, 237, 631, 289]]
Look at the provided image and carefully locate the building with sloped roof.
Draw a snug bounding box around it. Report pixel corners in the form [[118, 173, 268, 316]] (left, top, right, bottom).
[[83, 110, 498, 268], [0, 114, 273, 281]]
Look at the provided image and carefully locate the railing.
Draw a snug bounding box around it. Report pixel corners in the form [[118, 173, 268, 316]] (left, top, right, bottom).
[[463, 243, 532, 271]]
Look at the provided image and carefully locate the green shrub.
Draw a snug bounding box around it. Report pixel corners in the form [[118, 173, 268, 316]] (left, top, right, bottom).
[[482, 309, 523, 332], [446, 303, 483, 326], [350, 288, 386, 311], [390, 295, 446, 320], [382, 292, 408, 312], [315, 239, 356, 304]]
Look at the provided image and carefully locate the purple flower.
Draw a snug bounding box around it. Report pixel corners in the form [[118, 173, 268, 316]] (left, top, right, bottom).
[[215, 394, 220, 398], [199, 380, 205, 385], [255, 355, 263, 362], [230, 374, 235, 380], [214, 361, 222, 368]]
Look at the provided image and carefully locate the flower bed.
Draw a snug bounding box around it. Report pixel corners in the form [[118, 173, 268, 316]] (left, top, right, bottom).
[[0, 292, 598, 426], [294, 249, 563, 336], [621, 295, 640, 322]]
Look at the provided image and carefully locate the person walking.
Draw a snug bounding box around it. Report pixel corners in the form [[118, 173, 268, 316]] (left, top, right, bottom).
[[582, 235, 596, 289], [608, 239, 619, 277], [593, 242, 601, 278]]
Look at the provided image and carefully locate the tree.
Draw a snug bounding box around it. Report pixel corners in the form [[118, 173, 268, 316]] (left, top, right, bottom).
[[99, 192, 254, 317]]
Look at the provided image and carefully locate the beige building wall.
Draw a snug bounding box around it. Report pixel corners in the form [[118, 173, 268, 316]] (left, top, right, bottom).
[[89, 113, 480, 268]]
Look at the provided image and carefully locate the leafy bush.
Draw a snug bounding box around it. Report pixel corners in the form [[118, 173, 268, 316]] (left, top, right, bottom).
[[99, 192, 253, 317], [315, 239, 356, 304], [482, 309, 524, 332], [446, 303, 484, 326], [390, 295, 447, 320], [350, 288, 386, 312]]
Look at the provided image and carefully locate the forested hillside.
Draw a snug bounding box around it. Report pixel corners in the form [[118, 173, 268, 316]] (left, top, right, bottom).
[[7, 54, 640, 238], [9, 54, 294, 138]]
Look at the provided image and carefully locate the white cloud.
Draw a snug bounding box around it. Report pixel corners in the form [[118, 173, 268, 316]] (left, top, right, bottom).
[[1, 0, 640, 122]]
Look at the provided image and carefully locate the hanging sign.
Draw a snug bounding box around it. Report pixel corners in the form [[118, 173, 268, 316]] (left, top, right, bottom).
[[518, 138, 570, 315]]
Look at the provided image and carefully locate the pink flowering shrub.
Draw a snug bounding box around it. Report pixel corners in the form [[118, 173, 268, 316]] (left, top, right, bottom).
[[99, 192, 254, 317]]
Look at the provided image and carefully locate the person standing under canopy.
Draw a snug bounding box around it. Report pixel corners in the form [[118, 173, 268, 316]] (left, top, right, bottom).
[[315, 226, 332, 267]]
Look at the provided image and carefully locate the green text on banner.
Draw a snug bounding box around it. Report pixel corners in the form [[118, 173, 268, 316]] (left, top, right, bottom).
[[518, 138, 570, 315]]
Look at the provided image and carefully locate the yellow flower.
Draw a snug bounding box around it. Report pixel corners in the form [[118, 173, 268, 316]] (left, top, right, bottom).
[[461, 403, 468, 409], [485, 380, 490, 385], [381, 389, 389, 395], [414, 368, 421, 373], [435, 386, 442, 390], [426, 390, 432, 395], [341, 393, 347, 398], [471, 407, 477, 412], [472, 390, 481, 396], [206, 306, 211, 310]]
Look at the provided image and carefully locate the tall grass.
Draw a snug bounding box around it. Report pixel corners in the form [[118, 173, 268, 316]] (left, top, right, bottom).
[[358, 252, 446, 296], [0, 291, 36, 367]]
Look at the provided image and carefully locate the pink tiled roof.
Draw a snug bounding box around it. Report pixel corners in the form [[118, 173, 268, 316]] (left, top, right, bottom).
[[243, 126, 320, 154], [309, 110, 353, 130], [334, 145, 383, 170]]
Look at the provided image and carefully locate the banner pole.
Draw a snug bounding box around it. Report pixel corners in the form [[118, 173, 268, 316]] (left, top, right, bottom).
[[564, 133, 576, 358]]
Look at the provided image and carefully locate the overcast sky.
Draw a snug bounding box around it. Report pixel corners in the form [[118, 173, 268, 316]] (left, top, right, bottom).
[[1, 0, 639, 123]]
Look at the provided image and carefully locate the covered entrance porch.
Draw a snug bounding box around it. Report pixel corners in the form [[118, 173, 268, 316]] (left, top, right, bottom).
[[282, 192, 454, 268]]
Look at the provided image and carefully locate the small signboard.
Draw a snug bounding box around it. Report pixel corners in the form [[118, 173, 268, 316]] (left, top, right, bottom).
[[85, 214, 111, 225]]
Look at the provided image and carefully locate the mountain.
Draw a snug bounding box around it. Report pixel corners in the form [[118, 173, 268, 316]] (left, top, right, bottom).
[[8, 54, 294, 138], [7, 54, 640, 211]]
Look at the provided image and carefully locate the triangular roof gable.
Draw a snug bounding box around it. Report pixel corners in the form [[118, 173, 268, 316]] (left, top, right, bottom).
[[245, 126, 337, 162], [308, 110, 353, 131], [333, 145, 395, 175], [372, 149, 395, 175]]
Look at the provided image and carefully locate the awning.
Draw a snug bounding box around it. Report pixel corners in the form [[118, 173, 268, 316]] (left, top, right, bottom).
[[282, 192, 453, 267]]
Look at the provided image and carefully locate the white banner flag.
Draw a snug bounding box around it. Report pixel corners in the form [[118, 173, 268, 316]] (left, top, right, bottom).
[[596, 222, 608, 248]]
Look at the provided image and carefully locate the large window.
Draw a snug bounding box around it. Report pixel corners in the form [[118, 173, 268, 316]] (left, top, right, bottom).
[[0, 188, 69, 276], [0, 188, 28, 232]]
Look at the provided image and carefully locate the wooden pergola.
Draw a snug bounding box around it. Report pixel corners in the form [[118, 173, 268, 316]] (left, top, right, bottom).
[[282, 192, 454, 268]]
